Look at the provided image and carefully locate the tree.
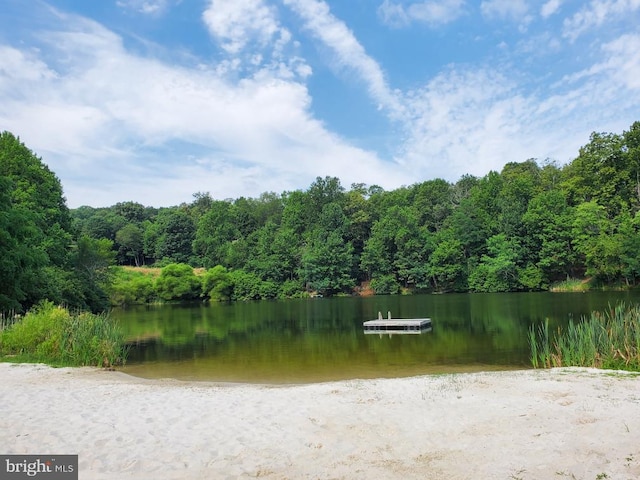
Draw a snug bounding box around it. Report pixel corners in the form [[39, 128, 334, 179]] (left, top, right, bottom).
[[427, 231, 466, 292], [0, 131, 77, 311], [0, 178, 43, 311], [410, 178, 453, 232], [154, 209, 196, 264], [71, 236, 115, 311], [116, 224, 144, 266], [468, 234, 522, 292], [561, 131, 630, 215], [498, 160, 541, 238], [571, 201, 614, 279], [522, 190, 575, 285], [300, 203, 355, 295], [619, 210, 640, 284], [193, 200, 238, 267], [113, 201, 148, 224]]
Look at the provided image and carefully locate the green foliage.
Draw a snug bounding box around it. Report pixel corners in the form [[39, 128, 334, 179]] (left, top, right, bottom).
[[202, 265, 233, 302], [0, 132, 81, 312], [427, 233, 467, 292], [153, 209, 196, 264], [370, 275, 401, 295], [529, 302, 640, 371], [468, 234, 521, 292], [228, 270, 265, 301], [8, 120, 640, 311], [109, 268, 157, 305], [116, 223, 144, 266], [155, 264, 202, 301], [300, 203, 355, 296], [0, 301, 127, 367], [192, 200, 238, 267]]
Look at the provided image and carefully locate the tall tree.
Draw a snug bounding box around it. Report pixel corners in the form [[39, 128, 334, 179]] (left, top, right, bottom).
[[154, 209, 196, 264], [300, 203, 355, 295], [0, 132, 76, 311], [193, 200, 238, 268]]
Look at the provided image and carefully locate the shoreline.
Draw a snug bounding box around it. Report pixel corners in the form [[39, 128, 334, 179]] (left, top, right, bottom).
[[1, 363, 639, 479]]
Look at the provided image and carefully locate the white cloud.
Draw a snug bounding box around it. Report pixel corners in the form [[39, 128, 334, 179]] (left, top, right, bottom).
[[480, 0, 529, 20], [398, 68, 536, 179], [395, 28, 640, 183], [0, 7, 410, 207], [377, 1, 409, 27], [378, 0, 466, 28], [202, 0, 307, 80], [2, 1, 639, 208], [541, 0, 563, 18], [203, 0, 283, 55], [562, 33, 640, 90], [284, 0, 405, 119], [116, 0, 172, 15], [563, 0, 640, 41]]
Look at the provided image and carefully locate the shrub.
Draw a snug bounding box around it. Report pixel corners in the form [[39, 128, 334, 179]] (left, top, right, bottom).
[[0, 301, 127, 367], [278, 279, 304, 298], [155, 263, 202, 301], [109, 267, 157, 305], [202, 265, 233, 302], [229, 270, 263, 301], [370, 275, 401, 295]]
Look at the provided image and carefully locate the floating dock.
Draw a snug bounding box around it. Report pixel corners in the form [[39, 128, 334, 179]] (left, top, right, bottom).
[[363, 312, 432, 334]]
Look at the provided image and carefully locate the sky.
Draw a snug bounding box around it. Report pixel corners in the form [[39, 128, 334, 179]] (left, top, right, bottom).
[[1, 0, 639, 208]]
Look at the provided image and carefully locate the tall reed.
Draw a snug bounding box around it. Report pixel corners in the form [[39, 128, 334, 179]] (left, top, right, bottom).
[[0, 301, 127, 367], [529, 302, 640, 371]]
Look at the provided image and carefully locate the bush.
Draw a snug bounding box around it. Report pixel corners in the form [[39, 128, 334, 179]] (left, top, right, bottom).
[[155, 263, 202, 301], [229, 270, 263, 301], [109, 267, 157, 305], [202, 265, 233, 302], [370, 275, 401, 295], [0, 301, 127, 367], [278, 279, 304, 298]]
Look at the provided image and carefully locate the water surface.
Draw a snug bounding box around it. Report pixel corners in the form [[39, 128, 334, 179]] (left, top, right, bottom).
[[115, 291, 640, 383]]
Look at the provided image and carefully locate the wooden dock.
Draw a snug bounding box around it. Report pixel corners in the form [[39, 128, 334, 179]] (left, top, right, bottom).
[[363, 312, 432, 334]]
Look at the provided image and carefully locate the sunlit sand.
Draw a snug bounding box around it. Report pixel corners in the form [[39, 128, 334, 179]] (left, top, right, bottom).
[[2, 363, 639, 479]]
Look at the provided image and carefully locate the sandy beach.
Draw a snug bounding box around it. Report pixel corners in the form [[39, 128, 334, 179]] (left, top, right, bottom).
[[1, 364, 639, 480]]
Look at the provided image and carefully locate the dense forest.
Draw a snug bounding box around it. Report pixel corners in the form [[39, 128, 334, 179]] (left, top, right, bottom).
[[1, 121, 640, 313]]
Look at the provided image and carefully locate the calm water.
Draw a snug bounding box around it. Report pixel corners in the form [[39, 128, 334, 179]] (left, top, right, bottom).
[[115, 291, 640, 383]]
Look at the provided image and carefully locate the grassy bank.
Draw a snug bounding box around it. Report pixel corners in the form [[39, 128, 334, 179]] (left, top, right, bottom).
[[529, 302, 640, 371], [0, 302, 128, 367]]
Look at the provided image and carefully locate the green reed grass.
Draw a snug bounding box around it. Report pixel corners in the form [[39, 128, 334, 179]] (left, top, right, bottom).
[[529, 302, 640, 371], [0, 301, 128, 367]]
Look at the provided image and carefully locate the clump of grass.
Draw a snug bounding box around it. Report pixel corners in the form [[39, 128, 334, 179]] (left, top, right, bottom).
[[549, 278, 592, 292], [0, 301, 128, 367], [529, 302, 640, 371]]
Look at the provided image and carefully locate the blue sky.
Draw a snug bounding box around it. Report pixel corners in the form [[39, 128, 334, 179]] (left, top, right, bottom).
[[1, 0, 639, 207]]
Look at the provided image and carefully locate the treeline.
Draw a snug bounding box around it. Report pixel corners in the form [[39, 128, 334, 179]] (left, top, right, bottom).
[[2, 122, 640, 312], [72, 121, 640, 302]]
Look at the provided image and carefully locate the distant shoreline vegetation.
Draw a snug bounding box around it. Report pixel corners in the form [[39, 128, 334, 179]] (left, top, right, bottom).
[[108, 265, 637, 306], [2, 121, 640, 315]]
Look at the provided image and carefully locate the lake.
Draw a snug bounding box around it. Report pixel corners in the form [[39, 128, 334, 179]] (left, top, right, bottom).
[[115, 291, 640, 383]]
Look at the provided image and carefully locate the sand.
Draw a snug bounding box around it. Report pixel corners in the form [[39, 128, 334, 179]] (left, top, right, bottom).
[[1, 363, 639, 480]]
